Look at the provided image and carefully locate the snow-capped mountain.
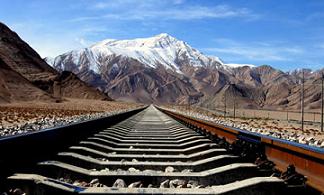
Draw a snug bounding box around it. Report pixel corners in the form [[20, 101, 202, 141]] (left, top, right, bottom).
[[49, 33, 252, 75], [46, 33, 259, 104], [92, 33, 224, 72], [47, 33, 323, 109]]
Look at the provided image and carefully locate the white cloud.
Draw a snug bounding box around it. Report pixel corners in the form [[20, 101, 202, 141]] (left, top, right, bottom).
[[8, 22, 94, 57], [91, 0, 158, 10], [142, 5, 255, 20], [71, 2, 259, 22], [75, 37, 94, 47], [203, 38, 304, 62], [173, 0, 185, 5], [93, 2, 110, 9], [30, 37, 87, 58], [317, 44, 324, 49], [205, 47, 287, 61]]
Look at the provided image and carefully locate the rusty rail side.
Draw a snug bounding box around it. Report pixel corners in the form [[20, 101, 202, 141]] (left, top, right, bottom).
[[160, 108, 324, 193], [163, 110, 238, 143], [0, 106, 147, 180]]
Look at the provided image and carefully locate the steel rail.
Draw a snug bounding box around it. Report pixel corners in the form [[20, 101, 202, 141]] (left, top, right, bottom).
[[159, 107, 324, 193]]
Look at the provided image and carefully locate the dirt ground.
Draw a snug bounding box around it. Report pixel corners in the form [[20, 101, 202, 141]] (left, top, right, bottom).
[[170, 105, 324, 140], [227, 108, 322, 123], [0, 99, 142, 128]]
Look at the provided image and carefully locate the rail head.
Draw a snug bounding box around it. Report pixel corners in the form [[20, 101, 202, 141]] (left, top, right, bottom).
[[157, 107, 324, 156], [0, 106, 148, 178], [157, 106, 324, 193]]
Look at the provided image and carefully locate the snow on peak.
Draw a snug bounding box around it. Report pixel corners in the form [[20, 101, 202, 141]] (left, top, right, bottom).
[[44, 57, 54, 66], [155, 33, 171, 38], [93, 33, 179, 50], [49, 33, 256, 75], [95, 39, 117, 46], [153, 33, 175, 40], [224, 63, 256, 68], [85, 33, 223, 72]]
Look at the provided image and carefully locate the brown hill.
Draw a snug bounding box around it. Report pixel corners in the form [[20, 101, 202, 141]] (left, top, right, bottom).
[[54, 71, 111, 100], [0, 58, 53, 103], [0, 22, 111, 101]]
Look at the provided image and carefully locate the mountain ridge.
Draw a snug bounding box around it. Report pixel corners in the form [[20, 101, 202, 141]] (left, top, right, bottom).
[[47, 33, 323, 109], [48, 33, 254, 73]]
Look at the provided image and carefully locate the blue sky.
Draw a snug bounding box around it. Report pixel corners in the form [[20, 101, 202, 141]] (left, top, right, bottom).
[[1, 0, 324, 71]]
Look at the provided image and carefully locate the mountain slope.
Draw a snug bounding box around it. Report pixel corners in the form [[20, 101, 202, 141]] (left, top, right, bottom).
[[48, 33, 323, 110], [50, 33, 225, 74], [49, 33, 248, 104], [0, 58, 53, 103], [0, 22, 111, 101]]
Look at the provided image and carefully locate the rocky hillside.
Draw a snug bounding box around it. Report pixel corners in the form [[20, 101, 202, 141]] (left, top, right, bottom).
[[48, 33, 323, 110], [0, 22, 111, 102], [0, 58, 53, 103]]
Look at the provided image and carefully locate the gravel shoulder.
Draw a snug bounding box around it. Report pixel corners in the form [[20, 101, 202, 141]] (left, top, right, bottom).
[[164, 106, 324, 148], [0, 99, 143, 137]]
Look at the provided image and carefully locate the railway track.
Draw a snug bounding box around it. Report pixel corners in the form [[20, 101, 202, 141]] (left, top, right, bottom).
[[0, 105, 319, 194]]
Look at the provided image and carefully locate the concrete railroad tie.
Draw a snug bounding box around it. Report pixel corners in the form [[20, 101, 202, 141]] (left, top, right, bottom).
[[7, 105, 285, 194]]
